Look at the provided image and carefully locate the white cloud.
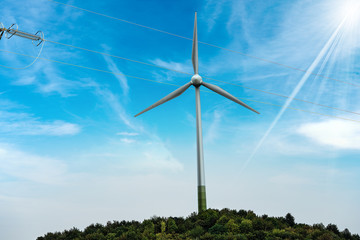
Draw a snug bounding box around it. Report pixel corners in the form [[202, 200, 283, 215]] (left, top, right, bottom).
[[7, 59, 92, 97], [0, 144, 66, 184], [297, 119, 360, 149], [91, 82, 136, 130], [116, 131, 139, 136], [88, 80, 182, 172], [120, 138, 136, 144], [136, 142, 184, 172], [149, 58, 192, 82], [0, 99, 24, 110], [101, 46, 129, 97], [203, 0, 228, 32], [204, 110, 222, 144], [0, 110, 80, 136], [14, 76, 36, 85], [150, 58, 190, 73]]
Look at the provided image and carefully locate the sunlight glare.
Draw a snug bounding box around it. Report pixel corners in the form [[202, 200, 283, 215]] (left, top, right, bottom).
[[340, 0, 360, 22]]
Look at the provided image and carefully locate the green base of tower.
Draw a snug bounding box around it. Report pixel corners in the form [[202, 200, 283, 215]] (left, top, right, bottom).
[[198, 185, 207, 212]]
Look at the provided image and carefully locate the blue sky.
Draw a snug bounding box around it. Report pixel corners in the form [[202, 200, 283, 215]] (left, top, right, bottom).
[[1, 0, 360, 239]]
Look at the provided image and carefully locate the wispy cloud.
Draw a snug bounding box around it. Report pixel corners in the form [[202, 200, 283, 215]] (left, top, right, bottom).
[[88, 79, 183, 172], [120, 138, 136, 144], [203, 0, 229, 32], [149, 58, 191, 82], [9, 60, 93, 97], [91, 81, 135, 130], [204, 110, 222, 144], [102, 54, 130, 97], [0, 98, 25, 110], [117, 132, 139, 136], [298, 119, 360, 150], [150, 58, 191, 73], [0, 110, 80, 136]]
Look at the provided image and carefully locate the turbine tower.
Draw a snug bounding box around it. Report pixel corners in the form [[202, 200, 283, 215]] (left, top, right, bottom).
[[135, 12, 259, 212]]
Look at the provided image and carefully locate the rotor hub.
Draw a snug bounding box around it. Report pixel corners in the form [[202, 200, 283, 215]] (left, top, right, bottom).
[[191, 74, 202, 87]]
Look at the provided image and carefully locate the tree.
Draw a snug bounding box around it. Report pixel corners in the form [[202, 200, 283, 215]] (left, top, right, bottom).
[[142, 220, 155, 238], [84, 223, 104, 235], [246, 211, 257, 220], [167, 218, 178, 234], [285, 213, 295, 227], [189, 225, 204, 238], [341, 228, 352, 240], [155, 220, 167, 240], [313, 223, 325, 230], [160, 221, 166, 233], [125, 230, 142, 240], [209, 224, 226, 235], [252, 218, 265, 231], [197, 209, 219, 229], [318, 232, 334, 240], [37, 208, 360, 240], [239, 219, 253, 233], [326, 223, 340, 235], [225, 219, 239, 233], [105, 233, 117, 240], [216, 215, 230, 225], [84, 232, 106, 240], [353, 234, 360, 240], [62, 227, 81, 239]]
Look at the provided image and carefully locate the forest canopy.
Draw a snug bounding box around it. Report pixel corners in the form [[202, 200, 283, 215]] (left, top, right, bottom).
[[37, 208, 359, 240]]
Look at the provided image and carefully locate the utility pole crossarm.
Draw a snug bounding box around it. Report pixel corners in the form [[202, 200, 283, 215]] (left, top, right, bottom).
[[0, 23, 5, 40], [0, 23, 43, 46]]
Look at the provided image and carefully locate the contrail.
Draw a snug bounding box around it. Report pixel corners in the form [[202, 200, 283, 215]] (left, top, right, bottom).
[[241, 17, 347, 172]]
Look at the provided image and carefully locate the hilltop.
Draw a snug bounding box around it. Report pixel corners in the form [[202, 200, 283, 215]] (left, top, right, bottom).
[[37, 208, 359, 240]]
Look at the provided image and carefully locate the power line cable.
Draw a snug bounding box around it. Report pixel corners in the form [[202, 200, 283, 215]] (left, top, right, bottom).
[[0, 49, 181, 87], [47, 0, 360, 88], [0, 30, 45, 70], [43, 39, 360, 117], [44, 39, 192, 76], [1, 49, 360, 124]]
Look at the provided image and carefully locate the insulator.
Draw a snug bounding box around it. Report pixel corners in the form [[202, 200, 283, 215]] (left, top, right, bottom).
[[0, 23, 43, 46], [0, 22, 5, 40]]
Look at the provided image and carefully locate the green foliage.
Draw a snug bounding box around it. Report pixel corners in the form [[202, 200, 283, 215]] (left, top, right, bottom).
[[142, 219, 155, 239], [239, 219, 253, 233], [189, 225, 204, 238], [285, 213, 295, 227], [327, 223, 340, 235], [209, 224, 226, 234], [160, 220, 166, 233], [36, 209, 358, 240], [167, 218, 177, 234], [225, 219, 239, 233]]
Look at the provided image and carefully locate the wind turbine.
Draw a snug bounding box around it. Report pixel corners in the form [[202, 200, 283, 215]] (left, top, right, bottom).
[[134, 12, 259, 212]]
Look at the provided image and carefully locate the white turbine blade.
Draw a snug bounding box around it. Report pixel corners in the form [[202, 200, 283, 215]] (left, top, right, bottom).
[[201, 82, 260, 114], [192, 12, 199, 74], [134, 82, 192, 117]]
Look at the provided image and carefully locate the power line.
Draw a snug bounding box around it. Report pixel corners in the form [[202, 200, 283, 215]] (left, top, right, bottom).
[[43, 39, 360, 117], [0, 49, 181, 87], [1, 49, 360, 124], [47, 0, 360, 88], [47, 0, 193, 42], [0, 23, 45, 69], [44, 39, 192, 76]]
